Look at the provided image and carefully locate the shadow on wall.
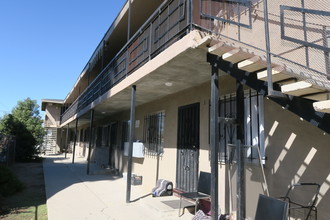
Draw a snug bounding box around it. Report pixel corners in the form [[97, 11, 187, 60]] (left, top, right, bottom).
[[258, 99, 330, 220]]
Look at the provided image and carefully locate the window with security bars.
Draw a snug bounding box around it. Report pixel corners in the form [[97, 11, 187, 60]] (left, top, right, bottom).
[[121, 121, 130, 143], [143, 111, 165, 155], [79, 129, 84, 142], [219, 90, 265, 163], [94, 126, 111, 147], [83, 128, 90, 143]]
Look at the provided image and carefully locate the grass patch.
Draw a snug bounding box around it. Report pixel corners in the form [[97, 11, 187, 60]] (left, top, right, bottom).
[[0, 162, 47, 220], [1, 204, 47, 220]]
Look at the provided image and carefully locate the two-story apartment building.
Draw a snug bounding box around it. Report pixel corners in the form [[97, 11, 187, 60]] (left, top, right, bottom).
[[42, 0, 330, 219]]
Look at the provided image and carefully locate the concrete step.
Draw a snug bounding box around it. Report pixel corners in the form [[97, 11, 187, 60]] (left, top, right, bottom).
[[313, 100, 330, 113], [208, 41, 234, 56], [281, 81, 326, 97], [222, 48, 254, 64], [208, 38, 330, 101], [257, 65, 294, 83], [237, 55, 271, 72]]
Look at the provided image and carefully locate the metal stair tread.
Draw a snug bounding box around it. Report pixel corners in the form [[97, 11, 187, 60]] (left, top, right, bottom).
[[281, 81, 326, 96], [237, 55, 270, 72], [222, 48, 254, 64], [313, 100, 330, 113]]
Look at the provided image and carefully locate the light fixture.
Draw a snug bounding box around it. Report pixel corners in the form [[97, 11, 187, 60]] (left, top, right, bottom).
[[165, 82, 173, 87]]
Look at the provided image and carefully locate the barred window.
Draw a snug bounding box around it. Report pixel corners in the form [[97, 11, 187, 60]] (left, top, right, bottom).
[[84, 128, 89, 142], [122, 121, 130, 143], [143, 111, 165, 155], [219, 91, 265, 163], [79, 129, 84, 142], [96, 127, 102, 147]]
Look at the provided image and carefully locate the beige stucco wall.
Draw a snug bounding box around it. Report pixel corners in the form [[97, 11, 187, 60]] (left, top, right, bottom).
[[104, 76, 236, 215], [69, 75, 330, 219], [119, 80, 330, 219], [263, 98, 330, 220], [208, 0, 329, 74], [78, 75, 236, 208], [44, 0, 330, 216], [130, 75, 236, 190], [44, 104, 62, 128]]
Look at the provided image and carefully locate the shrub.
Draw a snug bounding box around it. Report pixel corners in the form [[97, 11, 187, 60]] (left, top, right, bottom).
[[0, 165, 24, 197]]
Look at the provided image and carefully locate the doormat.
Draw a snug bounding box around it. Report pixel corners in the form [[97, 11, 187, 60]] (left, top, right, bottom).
[[161, 199, 195, 209]]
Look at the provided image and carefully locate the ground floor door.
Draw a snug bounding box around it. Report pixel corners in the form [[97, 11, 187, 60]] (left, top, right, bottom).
[[176, 102, 200, 192]]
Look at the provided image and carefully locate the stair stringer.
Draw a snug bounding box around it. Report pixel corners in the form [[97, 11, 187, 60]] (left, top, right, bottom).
[[207, 53, 330, 134]]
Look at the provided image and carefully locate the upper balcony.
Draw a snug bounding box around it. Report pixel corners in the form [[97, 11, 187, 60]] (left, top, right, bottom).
[[60, 0, 330, 125]]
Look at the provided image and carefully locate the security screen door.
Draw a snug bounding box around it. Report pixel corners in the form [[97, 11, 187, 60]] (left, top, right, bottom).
[[176, 103, 200, 192]]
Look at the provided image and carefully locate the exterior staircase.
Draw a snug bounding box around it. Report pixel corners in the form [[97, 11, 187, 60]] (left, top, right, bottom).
[[207, 39, 330, 133]]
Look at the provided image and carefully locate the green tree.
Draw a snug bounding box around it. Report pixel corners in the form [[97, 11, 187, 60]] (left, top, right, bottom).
[[12, 98, 44, 146], [0, 98, 45, 161]]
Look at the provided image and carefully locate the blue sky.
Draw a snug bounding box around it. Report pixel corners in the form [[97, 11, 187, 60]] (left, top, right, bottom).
[[0, 0, 126, 118]]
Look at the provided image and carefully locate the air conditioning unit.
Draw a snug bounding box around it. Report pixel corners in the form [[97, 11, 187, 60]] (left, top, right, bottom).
[[124, 142, 144, 158]]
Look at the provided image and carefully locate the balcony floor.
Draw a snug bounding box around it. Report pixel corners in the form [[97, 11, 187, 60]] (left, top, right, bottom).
[[65, 30, 222, 126]]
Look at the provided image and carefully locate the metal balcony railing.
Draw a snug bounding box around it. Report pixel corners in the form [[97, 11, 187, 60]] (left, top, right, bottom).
[[196, 0, 330, 86], [61, 0, 189, 124], [61, 0, 330, 125]]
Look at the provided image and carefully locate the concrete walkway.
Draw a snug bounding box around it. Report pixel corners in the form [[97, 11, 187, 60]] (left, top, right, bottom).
[[43, 154, 194, 220]]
